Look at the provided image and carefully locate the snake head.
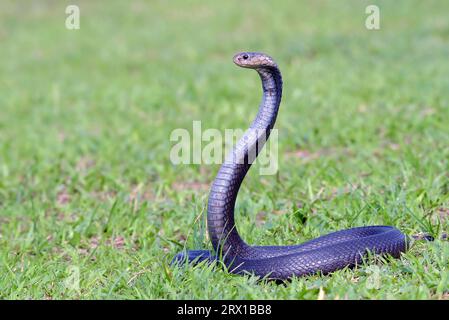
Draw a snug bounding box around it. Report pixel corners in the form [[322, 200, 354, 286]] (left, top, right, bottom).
[[233, 52, 278, 69]]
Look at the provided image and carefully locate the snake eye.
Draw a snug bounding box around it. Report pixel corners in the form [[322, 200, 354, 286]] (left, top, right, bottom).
[[242, 54, 249, 60]]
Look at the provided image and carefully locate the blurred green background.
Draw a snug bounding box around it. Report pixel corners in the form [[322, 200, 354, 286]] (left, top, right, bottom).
[[0, 0, 448, 299]]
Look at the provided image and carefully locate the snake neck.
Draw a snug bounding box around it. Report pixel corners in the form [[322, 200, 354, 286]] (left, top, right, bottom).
[[207, 66, 282, 258]]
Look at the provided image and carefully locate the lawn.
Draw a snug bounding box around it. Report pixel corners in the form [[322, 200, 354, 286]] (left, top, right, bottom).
[[0, 0, 448, 299]]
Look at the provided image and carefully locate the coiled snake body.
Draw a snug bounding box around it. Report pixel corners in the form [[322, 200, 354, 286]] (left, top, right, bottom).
[[173, 52, 407, 280]]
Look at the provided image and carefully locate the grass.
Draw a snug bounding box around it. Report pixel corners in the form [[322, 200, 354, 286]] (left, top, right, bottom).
[[0, 0, 448, 299]]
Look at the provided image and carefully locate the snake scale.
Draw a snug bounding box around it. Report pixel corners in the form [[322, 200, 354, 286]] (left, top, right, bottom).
[[172, 52, 408, 280]]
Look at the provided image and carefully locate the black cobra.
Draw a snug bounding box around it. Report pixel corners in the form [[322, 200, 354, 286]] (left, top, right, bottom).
[[172, 52, 408, 280]]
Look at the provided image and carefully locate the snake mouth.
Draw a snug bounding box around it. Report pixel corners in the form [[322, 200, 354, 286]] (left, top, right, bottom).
[[233, 52, 252, 68]]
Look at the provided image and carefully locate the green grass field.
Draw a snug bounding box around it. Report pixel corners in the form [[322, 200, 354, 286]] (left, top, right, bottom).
[[1, 0, 448, 299]]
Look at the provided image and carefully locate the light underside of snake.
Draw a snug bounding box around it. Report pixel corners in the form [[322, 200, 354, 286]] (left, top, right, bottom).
[[172, 52, 407, 280]]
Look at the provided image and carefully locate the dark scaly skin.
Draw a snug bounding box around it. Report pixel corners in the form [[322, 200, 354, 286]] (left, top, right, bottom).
[[172, 52, 408, 280]]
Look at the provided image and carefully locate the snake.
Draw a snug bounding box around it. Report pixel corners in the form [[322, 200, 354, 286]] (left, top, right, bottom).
[[172, 52, 408, 280]]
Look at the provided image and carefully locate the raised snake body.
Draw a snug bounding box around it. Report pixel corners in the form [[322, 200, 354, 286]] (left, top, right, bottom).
[[172, 52, 408, 280]]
